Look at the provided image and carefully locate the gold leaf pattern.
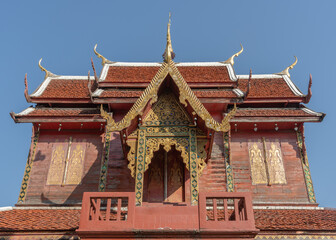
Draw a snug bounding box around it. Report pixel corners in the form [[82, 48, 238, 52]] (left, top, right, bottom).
[[267, 143, 286, 184], [65, 144, 85, 185], [249, 142, 268, 185], [46, 145, 66, 185]]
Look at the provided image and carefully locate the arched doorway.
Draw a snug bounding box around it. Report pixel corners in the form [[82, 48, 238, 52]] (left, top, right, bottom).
[[143, 146, 187, 203]]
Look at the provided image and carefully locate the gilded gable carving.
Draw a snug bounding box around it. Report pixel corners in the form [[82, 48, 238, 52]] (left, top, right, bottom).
[[143, 92, 192, 126], [100, 60, 236, 133]]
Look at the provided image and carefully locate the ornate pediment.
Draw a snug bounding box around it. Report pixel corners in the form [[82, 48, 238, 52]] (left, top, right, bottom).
[[100, 60, 236, 133], [143, 91, 193, 126]]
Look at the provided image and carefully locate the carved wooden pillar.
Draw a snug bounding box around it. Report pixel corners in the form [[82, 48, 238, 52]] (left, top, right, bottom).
[[98, 127, 112, 192], [135, 128, 146, 205], [224, 131, 234, 192], [189, 127, 198, 205], [18, 127, 40, 204], [297, 128, 316, 203]]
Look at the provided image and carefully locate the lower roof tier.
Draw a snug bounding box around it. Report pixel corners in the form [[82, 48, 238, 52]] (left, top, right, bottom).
[[11, 105, 324, 124]]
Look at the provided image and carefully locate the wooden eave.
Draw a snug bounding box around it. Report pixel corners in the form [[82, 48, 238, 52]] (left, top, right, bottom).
[[93, 97, 240, 104], [13, 117, 105, 123], [98, 82, 238, 88], [231, 116, 324, 123], [29, 98, 93, 104], [243, 97, 305, 104]]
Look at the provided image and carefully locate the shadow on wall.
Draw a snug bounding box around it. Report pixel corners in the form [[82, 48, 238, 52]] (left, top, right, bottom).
[[32, 131, 107, 205]]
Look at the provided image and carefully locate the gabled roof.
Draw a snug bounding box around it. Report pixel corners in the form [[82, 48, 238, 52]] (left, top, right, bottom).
[[29, 76, 95, 103], [238, 74, 305, 99], [99, 62, 237, 85], [101, 60, 236, 132]]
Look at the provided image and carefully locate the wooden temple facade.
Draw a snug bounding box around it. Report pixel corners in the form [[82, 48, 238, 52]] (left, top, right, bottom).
[[1, 18, 336, 240]]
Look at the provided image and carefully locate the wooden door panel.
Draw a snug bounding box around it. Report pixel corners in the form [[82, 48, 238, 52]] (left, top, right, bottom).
[[167, 150, 184, 202]]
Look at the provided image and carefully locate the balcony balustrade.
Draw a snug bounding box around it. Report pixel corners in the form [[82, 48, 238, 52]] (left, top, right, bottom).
[[77, 191, 258, 239]]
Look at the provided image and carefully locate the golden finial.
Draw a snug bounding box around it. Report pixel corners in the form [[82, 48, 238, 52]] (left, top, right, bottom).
[[224, 44, 243, 66], [275, 56, 298, 78], [163, 12, 175, 62], [38, 58, 57, 80], [94, 44, 113, 66]]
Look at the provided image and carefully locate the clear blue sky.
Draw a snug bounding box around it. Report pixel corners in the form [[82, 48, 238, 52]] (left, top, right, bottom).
[[1, 1, 335, 207]]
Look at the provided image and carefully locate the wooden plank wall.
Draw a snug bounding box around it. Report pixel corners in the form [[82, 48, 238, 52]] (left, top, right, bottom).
[[24, 130, 103, 205], [230, 130, 309, 204]]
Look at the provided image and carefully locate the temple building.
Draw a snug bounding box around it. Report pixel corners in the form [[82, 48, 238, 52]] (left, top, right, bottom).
[[1, 17, 336, 240]]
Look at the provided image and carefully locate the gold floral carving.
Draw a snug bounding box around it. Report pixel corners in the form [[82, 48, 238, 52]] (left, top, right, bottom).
[[126, 139, 137, 178], [267, 143, 286, 184], [65, 144, 85, 185], [249, 143, 268, 185], [145, 137, 190, 172], [47, 145, 66, 185], [100, 60, 236, 133], [145, 126, 190, 137], [143, 92, 192, 126]]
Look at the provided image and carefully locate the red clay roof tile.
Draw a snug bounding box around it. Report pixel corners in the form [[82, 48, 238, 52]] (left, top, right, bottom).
[[29, 75, 303, 101], [105, 66, 160, 83], [0, 209, 80, 231], [239, 78, 298, 98], [254, 209, 336, 231], [104, 66, 232, 83], [32, 79, 90, 99], [24, 108, 100, 117], [235, 108, 315, 117], [177, 66, 231, 83]]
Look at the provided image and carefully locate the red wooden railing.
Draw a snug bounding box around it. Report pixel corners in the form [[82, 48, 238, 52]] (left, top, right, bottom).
[[199, 192, 256, 231], [78, 192, 135, 232], [77, 191, 257, 238]]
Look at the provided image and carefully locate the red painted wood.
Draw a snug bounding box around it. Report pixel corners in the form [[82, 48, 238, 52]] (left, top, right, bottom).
[[77, 191, 258, 239]]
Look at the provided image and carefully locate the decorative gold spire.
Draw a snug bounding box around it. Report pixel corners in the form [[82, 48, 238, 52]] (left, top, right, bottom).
[[275, 56, 298, 78], [224, 44, 243, 65], [163, 13, 175, 62], [38, 58, 57, 80], [94, 44, 114, 66]]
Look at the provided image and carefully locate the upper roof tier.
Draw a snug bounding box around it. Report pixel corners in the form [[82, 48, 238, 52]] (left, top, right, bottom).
[[99, 62, 236, 85], [26, 63, 307, 104]]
